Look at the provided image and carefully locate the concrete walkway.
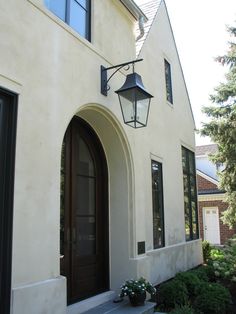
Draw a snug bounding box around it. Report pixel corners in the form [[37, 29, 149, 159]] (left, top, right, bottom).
[[82, 300, 157, 314]]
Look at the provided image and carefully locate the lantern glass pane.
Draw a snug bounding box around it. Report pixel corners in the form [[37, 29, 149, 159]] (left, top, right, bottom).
[[136, 90, 150, 126], [117, 87, 151, 128], [118, 90, 136, 125]]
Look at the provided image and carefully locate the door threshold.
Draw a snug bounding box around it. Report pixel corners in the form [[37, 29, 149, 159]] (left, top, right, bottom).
[[67, 291, 116, 314]]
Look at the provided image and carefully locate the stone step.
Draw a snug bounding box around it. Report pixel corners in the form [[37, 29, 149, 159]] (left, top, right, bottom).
[[82, 300, 156, 314]]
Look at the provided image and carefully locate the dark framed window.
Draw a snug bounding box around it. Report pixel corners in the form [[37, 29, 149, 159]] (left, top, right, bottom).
[[45, 0, 91, 41], [182, 146, 199, 241], [0, 88, 18, 314], [164, 59, 173, 104], [151, 160, 165, 249]]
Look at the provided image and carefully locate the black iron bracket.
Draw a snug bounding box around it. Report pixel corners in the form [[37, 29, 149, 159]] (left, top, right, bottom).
[[100, 58, 143, 96]]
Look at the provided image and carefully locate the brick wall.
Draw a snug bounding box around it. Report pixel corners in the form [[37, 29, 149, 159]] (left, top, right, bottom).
[[197, 174, 218, 191]]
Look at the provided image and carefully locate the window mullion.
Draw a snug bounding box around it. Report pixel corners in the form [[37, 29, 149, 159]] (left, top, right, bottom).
[[86, 0, 91, 41], [66, 0, 71, 25]]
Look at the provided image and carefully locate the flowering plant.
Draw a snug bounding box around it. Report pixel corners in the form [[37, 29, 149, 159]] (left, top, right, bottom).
[[119, 277, 156, 298]]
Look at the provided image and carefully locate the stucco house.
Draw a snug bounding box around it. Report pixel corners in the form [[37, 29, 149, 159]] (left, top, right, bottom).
[[0, 1, 202, 313], [196, 144, 235, 245]]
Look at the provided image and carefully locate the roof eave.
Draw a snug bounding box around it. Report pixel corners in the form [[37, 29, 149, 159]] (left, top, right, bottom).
[[119, 0, 148, 22]]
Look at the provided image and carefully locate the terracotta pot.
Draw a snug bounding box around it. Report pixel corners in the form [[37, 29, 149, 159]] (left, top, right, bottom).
[[129, 291, 146, 306]]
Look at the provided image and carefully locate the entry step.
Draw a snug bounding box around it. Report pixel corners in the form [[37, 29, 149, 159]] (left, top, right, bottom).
[[82, 300, 156, 314]]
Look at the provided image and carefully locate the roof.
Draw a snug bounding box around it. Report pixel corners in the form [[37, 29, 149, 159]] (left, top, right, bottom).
[[135, 0, 162, 56], [198, 189, 224, 195], [120, 0, 148, 22], [195, 144, 218, 156]]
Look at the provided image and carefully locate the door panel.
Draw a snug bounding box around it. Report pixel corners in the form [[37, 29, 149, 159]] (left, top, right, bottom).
[[61, 116, 109, 304], [203, 207, 220, 244]]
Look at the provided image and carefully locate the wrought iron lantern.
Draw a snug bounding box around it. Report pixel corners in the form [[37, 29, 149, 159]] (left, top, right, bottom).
[[101, 59, 153, 128]]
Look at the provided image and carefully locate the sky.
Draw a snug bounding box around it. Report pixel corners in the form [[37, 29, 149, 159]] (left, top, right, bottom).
[[135, 0, 236, 145]]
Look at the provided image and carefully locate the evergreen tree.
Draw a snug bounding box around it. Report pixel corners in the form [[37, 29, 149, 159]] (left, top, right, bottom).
[[200, 24, 236, 228]]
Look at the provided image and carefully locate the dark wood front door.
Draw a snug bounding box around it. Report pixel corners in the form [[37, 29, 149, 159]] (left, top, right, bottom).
[[60, 116, 109, 304]]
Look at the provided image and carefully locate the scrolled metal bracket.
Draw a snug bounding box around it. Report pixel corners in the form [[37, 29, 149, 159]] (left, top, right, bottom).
[[100, 58, 143, 96]]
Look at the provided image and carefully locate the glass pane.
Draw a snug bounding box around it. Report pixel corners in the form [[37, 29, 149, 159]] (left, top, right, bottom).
[[165, 59, 173, 103], [118, 91, 136, 126], [189, 152, 195, 174], [191, 201, 196, 222], [45, 0, 66, 20], [153, 193, 159, 218], [192, 201, 198, 239], [136, 96, 150, 126], [183, 174, 189, 193], [76, 217, 96, 256], [152, 160, 164, 248], [192, 222, 197, 239], [182, 147, 187, 172], [70, 0, 86, 37], [184, 191, 190, 209], [190, 175, 196, 198], [182, 146, 199, 241], [76, 176, 95, 215], [119, 89, 150, 128], [153, 218, 162, 248], [77, 137, 94, 176], [0, 99, 3, 138], [185, 212, 191, 241], [152, 162, 161, 191]]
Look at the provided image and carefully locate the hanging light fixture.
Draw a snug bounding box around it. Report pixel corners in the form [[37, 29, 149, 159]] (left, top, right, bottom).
[[101, 59, 153, 128]]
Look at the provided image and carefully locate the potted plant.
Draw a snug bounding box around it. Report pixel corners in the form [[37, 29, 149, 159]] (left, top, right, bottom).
[[119, 277, 156, 306]]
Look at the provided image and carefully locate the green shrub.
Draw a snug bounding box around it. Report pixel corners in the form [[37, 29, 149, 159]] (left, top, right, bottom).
[[225, 234, 236, 249], [190, 266, 211, 282], [202, 240, 212, 263], [193, 282, 232, 313], [209, 246, 236, 281], [158, 279, 188, 310], [169, 305, 196, 314], [175, 272, 201, 296]]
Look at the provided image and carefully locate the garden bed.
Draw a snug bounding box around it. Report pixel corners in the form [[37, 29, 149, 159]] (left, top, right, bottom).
[[152, 236, 236, 313]]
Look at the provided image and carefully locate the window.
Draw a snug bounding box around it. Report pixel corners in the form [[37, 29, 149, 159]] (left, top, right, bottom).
[[151, 160, 165, 248], [0, 88, 18, 314], [182, 146, 199, 241], [45, 0, 91, 40], [164, 59, 173, 104]]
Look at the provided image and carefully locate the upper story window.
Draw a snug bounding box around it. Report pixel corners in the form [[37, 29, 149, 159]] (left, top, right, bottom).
[[164, 59, 173, 104], [182, 146, 199, 241], [45, 0, 91, 41], [151, 160, 165, 249]]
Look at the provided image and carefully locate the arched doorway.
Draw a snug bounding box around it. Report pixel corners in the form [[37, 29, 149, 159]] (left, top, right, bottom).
[[60, 116, 109, 304]]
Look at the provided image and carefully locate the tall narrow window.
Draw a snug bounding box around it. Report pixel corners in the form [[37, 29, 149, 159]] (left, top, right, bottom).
[[182, 146, 199, 241], [45, 0, 91, 41], [0, 88, 18, 314], [164, 59, 173, 104], [152, 160, 165, 249]]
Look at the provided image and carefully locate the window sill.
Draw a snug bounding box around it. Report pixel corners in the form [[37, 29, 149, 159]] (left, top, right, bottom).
[[166, 100, 174, 109], [146, 239, 201, 256]]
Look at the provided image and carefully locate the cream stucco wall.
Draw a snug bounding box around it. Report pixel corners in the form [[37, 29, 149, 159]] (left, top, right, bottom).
[[0, 1, 202, 313], [122, 1, 202, 285]]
